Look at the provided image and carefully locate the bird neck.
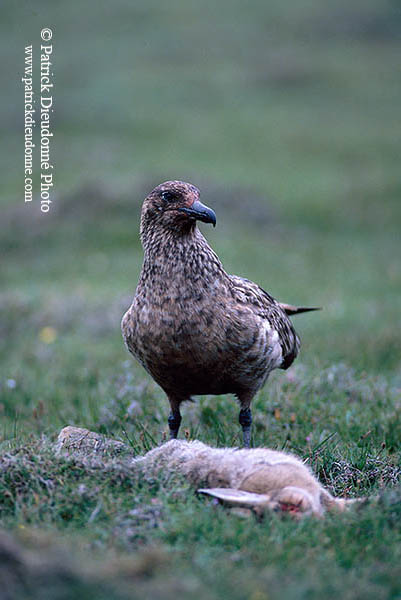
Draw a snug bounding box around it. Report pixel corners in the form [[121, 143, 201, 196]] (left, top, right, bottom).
[[140, 218, 195, 253], [139, 225, 225, 286]]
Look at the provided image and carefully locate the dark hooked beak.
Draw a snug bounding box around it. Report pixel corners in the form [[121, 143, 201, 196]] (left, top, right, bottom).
[[178, 200, 217, 227]]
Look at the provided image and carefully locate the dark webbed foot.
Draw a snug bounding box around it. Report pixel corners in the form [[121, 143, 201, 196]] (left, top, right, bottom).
[[168, 410, 182, 439], [239, 408, 252, 448]]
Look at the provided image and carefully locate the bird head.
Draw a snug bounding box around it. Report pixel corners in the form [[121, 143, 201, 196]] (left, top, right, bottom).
[[141, 181, 217, 236]]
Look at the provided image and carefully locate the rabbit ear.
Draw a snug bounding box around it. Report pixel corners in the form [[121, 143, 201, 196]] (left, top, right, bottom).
[[197, 488, 271, 507]]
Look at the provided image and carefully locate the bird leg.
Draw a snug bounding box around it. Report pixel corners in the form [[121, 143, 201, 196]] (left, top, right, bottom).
[[168, 398, 182, 439], [239, 407, 252, 448]]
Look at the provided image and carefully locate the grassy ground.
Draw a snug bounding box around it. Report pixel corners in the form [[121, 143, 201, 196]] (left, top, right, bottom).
[[1, 0, 401, 598]]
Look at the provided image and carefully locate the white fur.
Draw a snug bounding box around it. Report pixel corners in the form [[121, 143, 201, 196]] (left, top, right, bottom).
[[57, 428, 361, 518]]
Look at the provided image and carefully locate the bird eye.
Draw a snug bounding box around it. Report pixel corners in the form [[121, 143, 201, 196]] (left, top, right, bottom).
[[161, 191, 177, 203]]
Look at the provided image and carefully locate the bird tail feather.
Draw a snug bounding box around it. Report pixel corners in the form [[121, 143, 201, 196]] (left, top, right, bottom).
[[279, 303, 322, 316]]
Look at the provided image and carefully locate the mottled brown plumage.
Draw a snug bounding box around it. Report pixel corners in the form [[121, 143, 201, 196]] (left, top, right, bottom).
[[122, 181, 319, 446]]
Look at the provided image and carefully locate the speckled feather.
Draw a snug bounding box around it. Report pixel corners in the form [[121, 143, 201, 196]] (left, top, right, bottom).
[[121, 181, 302, 416]]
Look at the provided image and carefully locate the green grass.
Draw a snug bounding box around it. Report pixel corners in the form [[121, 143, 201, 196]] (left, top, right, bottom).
[[1, 0, 401, 597]]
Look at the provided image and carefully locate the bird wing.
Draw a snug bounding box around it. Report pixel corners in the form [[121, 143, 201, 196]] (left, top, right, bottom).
[[228, 275, 300, 369]]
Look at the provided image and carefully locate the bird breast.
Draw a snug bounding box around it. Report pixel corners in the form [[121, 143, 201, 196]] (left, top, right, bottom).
[[122, 275, 283, 396]]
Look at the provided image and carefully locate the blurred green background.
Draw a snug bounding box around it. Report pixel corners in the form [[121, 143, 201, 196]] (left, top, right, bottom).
[[3, 0, 400, 382], [1, 1, 401, 598]]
